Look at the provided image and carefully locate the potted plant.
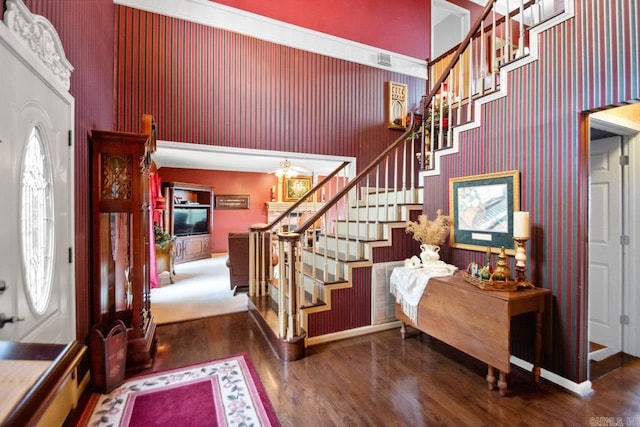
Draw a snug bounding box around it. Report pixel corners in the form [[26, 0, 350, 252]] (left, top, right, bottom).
[[153, 222, 174, 249]]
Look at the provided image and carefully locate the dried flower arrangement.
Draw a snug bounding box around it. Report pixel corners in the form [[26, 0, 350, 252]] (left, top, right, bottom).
[[405, 209, 452, 246]]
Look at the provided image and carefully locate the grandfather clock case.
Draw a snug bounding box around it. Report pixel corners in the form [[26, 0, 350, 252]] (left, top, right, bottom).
[[89, 118, 157, 372]]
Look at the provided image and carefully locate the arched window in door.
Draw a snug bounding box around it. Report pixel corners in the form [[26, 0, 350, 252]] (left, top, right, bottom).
[[20, 126, 54, 315]]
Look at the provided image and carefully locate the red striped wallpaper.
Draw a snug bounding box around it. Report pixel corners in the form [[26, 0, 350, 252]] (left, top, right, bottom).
[[308, 267, 372, 337], [23, 0, 115, 346], [18, 0, 638, 384], [423, 0, 639, 382], [113, 5, 426, 169]]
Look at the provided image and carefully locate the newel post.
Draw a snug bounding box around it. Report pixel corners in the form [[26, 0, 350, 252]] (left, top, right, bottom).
[[276, 232, 306, 360]]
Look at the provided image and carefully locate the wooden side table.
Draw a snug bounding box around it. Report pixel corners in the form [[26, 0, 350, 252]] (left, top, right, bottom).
[[395, 272, 551, 395]]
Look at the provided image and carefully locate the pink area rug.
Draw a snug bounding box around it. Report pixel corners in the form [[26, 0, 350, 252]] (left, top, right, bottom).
[[87, 354, 279, 426]]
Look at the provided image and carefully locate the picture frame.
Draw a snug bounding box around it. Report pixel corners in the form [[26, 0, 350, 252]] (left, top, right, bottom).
[[449, 170, 520, 254], [284, 176, 312, 202], [214, 194, 250, 210], [385, 81, 408, 130]]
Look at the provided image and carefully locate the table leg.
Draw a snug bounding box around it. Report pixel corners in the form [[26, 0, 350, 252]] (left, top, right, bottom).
[[498, 371, 508, 396], [400, 322, 407, 340], [486, 365, 496, 390], [533, 305, 543, 382]]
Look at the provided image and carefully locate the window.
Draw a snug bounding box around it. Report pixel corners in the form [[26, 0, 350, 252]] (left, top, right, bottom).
[[20, 126, 54, 315]]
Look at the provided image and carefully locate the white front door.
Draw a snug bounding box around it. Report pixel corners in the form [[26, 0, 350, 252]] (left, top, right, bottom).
[[588, 136, 623, 361], [0, 15, 75, 343]]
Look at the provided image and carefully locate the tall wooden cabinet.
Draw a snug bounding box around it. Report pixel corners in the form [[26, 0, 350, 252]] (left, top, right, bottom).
[[89, 117, 157, 372], [162, 182, 213, 264]]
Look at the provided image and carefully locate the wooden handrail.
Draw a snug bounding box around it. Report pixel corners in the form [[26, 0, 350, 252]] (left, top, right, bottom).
[[250, 0, 570, 351], [257, 0, 500, 254], [426, 0, 497, 106], [294, 115, 417, 237], [427, 0, 546, 67]]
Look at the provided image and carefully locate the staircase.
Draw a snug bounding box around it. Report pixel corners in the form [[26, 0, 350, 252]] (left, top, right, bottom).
[[248, 124, 424, 360], [248, 0, 574, 361], [420, 0, 574, 176]]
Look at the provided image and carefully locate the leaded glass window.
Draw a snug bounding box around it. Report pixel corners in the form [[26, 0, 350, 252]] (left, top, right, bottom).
[[20, 126, 54, 315]]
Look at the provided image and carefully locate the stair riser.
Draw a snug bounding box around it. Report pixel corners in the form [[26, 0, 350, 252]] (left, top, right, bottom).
[[346, 205, 421, 222], [315, 236, 370, 259], [334, 222, 396, 242], [301, 275, 326, 303], [344, 206, 404, 222], [360, 188, 423, 205], [302, 251, 349, 280], [270, 277, 327, 309], [333, 221, 384, 240]]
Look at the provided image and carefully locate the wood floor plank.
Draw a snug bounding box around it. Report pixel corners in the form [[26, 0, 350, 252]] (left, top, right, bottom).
[[67, 312, 640, 426]]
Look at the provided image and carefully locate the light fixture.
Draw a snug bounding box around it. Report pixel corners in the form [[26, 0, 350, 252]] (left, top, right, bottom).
[[273, 159, 299, 178]]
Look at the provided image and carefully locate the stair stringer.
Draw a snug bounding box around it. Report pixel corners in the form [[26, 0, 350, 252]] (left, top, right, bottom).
[[421, 2, 575, 178], [300, 205, 422, 346]]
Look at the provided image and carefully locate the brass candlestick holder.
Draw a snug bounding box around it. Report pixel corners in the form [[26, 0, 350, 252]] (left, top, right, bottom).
[[514, 238, 534, 288]]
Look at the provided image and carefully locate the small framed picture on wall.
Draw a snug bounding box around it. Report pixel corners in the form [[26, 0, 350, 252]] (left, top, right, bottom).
[[284, 177, 312, 202]]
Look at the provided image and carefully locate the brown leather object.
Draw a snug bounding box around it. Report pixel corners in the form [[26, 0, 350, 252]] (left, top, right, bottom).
[[225, 232, 273, 290]]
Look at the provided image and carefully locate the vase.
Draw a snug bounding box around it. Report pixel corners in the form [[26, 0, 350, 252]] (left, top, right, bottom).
[[420, 244, 440, 265]]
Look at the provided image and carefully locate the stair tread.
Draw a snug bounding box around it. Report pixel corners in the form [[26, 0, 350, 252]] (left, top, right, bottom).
[[303, 247, 366, 263]]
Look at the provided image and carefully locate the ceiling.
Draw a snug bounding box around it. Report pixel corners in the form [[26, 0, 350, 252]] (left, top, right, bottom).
[[152, 141, 354, 176]]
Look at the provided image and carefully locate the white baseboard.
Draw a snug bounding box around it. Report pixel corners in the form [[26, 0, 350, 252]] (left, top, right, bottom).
[[306, 321, 402, 346], [308, 323, 594, 398], [510, 356, 593, 397]]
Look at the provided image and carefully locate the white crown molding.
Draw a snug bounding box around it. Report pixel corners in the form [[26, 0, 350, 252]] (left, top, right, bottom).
[[4, 0, 73, 90], [113, 0, 427, 79]]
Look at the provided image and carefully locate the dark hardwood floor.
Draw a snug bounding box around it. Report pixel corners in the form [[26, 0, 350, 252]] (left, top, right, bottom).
[[70, 312, 640, 426]]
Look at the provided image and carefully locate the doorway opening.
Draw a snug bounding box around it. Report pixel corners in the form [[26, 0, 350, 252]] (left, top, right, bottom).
[[588, 104, 640, 380], [431, 0, 470, 59]]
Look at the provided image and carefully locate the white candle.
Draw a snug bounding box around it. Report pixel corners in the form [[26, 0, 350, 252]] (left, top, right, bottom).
[[513, 211, 530, 239]]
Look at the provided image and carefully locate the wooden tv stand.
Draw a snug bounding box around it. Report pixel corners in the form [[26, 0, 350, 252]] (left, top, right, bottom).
[[394, 272, 551, 395]]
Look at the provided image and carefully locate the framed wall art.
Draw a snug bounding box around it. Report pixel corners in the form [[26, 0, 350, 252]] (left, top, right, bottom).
[[385, 81, 407, 130], [449, 170, 520, 254], [284, 176, 312, 201], [214, 194, 250, 209]]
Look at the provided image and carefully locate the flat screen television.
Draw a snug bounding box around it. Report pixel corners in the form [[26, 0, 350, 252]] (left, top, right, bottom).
[[173, 207, 209, 236]]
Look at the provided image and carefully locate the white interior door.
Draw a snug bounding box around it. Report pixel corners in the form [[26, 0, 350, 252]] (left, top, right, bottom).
[[588, 136, 623, 361], [0, 7, 75, 343]]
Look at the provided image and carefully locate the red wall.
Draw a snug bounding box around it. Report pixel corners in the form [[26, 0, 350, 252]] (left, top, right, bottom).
[[113, 6, 426, 169], [22, 0, 115, 344], [158, 168, 279, 253], [422, 1, 639, 382], [211, 0, 431, 60]]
